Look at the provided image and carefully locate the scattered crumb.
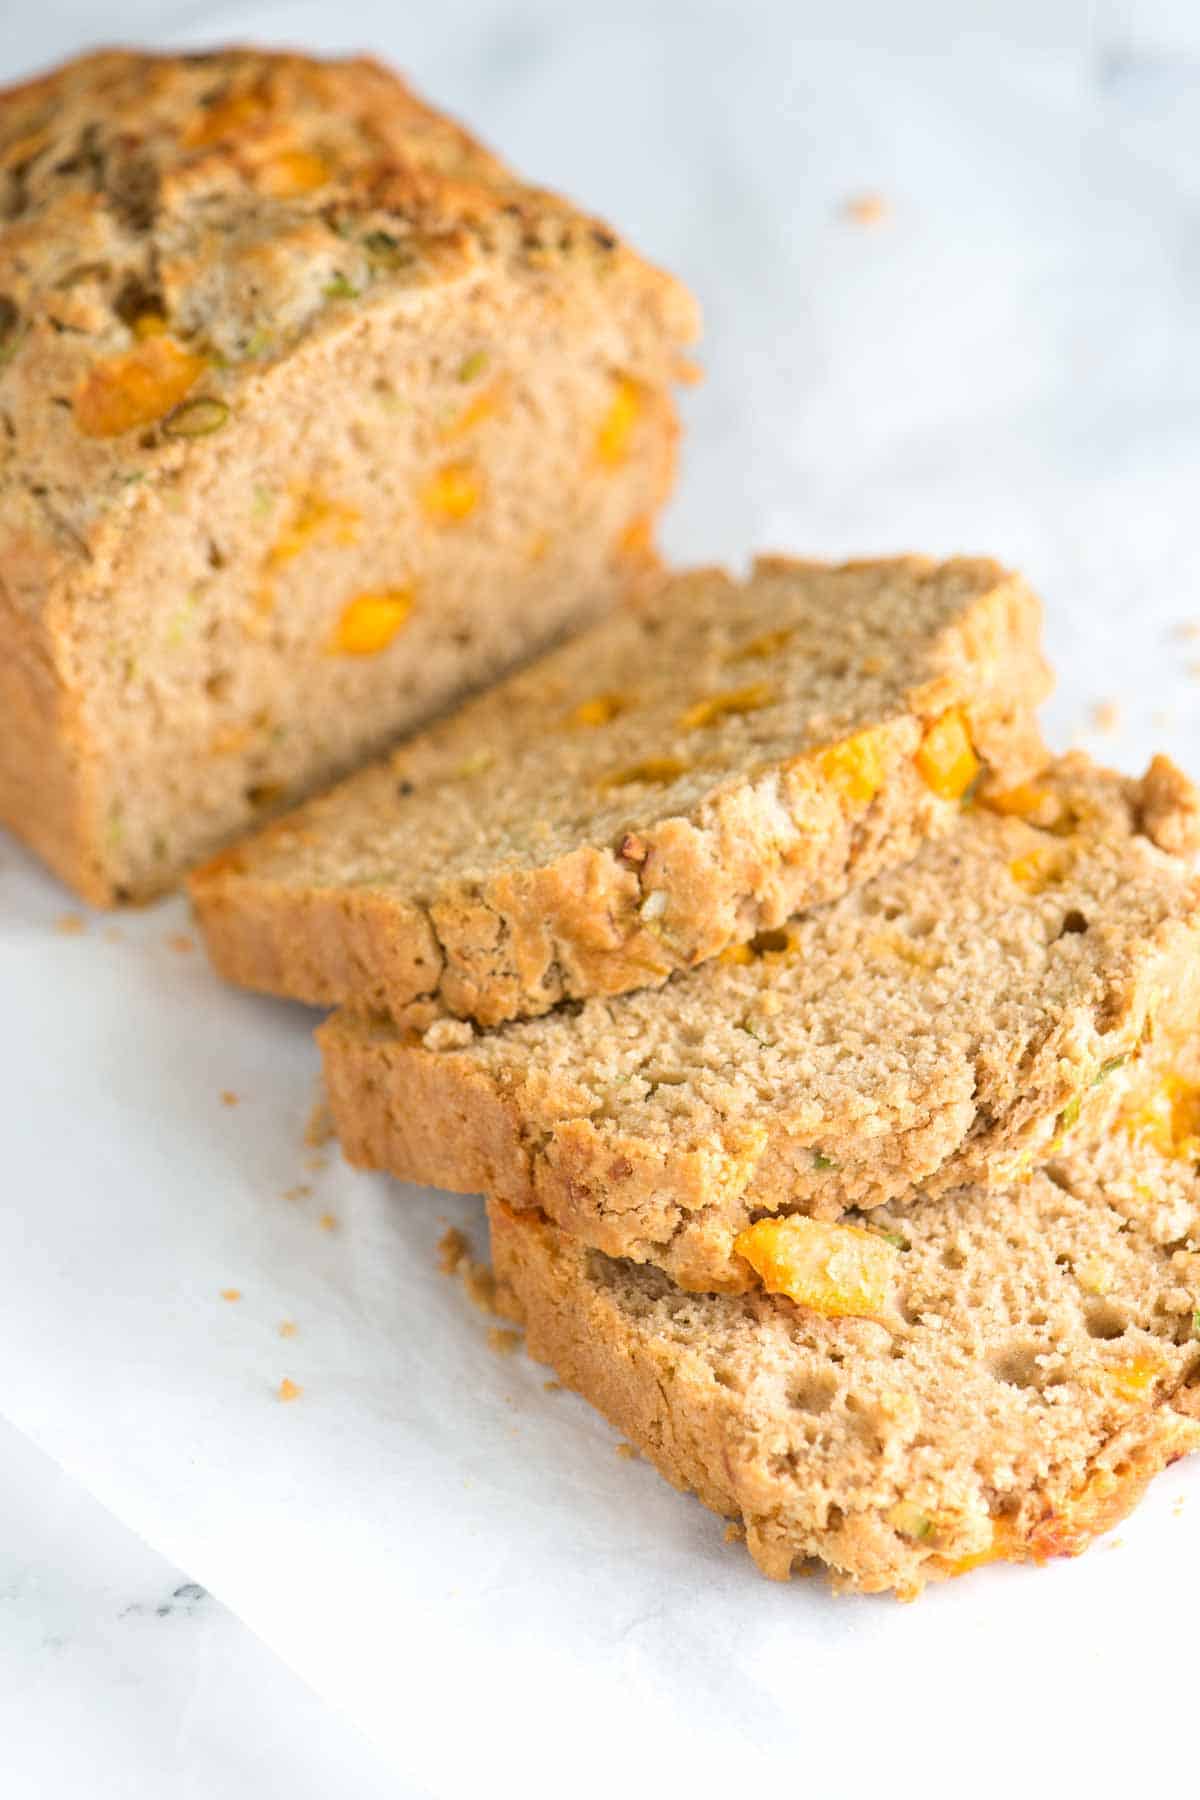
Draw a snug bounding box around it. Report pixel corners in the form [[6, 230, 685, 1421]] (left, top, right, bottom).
[[464, 1260, 498, 1315], [166, 932, 195, 954], [220, 1288, 242, 1303], [318, 1212, 338, 1232], [220, 1090, 239, 1107], [724, 1522, 746, 1544], [437, 1227, 505, 1317], [543, 1379, 562, 1393], [303, 1097, 333, 1149], [282, 1184, 311, 1202], [278, 1320, 298, 1338], [615, 1442, 639, 1460], [1172, 620, 1200, 640], [486, 1326, 521, 1357], [55, 912, 85, 935], [1089, 698, 1120, 735], [277, 1377, 302, 1403], [1173, 1496, 1187, 1516], [304, 1152, 328, 1174], [842, 191, 889, 226], [437, 1226, 469, 1275], [1106, 1536, 1124, 1550]]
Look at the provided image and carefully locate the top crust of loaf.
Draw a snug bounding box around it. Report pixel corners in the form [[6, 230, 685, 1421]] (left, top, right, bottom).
[[191, 553, 1051, 1025], [0, 46, 699, 617], [319, 754, 1200, 1289]]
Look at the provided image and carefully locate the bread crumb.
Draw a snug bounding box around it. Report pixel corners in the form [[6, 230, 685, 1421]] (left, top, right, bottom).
[[166, 932, 195, 953], [55, 912, 85, 935], [615, 1442, 639, 1460], [304, 1152, 328, 1173], [282, 1184, 311, 1202], [1106, 1536, 1124, 1550], [1088, 699, 1120, 735], [304, 1097, 333, 1148], [277, 1377, 302, 1402], [220, 1090, 239, 1107], [486, 1326, 521, 1356], [724, 1521, 746, 1544], [464, 1261, 499, 1314], [422, 1017, 474, 1052], [278, 1320, 298, 1338], [1173, 1496, 1187, 1516], [318, 1211, 338, 1232], [1172, 620, 1200, 640], [543, 1379, 562, 1393], [437, 1226, 469, 1275], [220, 1287, 242, 1302], [842, 191, 889, 225]]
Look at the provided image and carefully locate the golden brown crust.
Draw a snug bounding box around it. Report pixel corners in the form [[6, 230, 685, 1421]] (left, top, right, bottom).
[[193, 554, 1050, 1023], [489, 1151, 1200, 1597]]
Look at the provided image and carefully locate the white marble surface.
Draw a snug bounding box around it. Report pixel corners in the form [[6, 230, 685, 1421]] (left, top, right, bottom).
[[5, 3, 1200, 1796], [0, 1416, 412, 1799]]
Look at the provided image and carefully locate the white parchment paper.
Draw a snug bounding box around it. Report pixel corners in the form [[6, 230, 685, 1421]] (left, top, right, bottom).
[[3, 4, 1200, 1794]]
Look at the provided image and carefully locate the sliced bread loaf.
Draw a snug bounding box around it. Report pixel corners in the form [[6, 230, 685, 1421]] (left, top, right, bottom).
[[320, 755, 1200, 1291], [0, 48, 696, 901], [488, 1128, 1200, 1596], [191, 554, 1049, 1023]]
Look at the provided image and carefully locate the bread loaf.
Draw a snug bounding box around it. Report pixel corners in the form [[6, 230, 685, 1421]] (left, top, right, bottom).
[[0, 48, 697, 900]]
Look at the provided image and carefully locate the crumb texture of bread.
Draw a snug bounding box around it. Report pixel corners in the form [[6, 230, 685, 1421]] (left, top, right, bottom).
[[0, 47, 698, 901], [488, 1130, 1200, 1597], [192, 553, 1050, 1022], [320, 754, 1200, 1290]]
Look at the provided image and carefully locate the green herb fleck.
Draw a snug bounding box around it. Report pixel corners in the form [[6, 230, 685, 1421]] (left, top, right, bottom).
[[959, 768, 984, 810], [875, 1228, 910, 1251], [323, 274, 359, 301], [165, 591, 199, 647], [812, 1150, 837, 1171], [1192, 1307, 1200, 1342], [1058, 1095, 1082, 1133], [163, 396, 230, 439], [458, 350, 489, 383], [363, 229, 413, 270], [242, 327, 273, 360], [1093, 1054, 1129, 1086], [252, 485, 276, 517]]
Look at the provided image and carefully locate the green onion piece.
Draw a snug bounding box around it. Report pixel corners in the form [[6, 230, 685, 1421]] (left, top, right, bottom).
[[1059, 1096, 1082, 1133], [812, 1150, 837, 1171], [164, 396, 230, 439], [363, 230, 413, 269], [323, 274, 359, 300], [458, 349, 489, 382], [1093, 1054, 1129, 1085]]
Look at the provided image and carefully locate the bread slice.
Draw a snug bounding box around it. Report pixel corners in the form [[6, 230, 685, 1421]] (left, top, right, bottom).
[[320, 755, 1200, 1290], [0, 48, 697, 902], [488, 1127, 1200, 1597], [191, 554, 1050, 1023]]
